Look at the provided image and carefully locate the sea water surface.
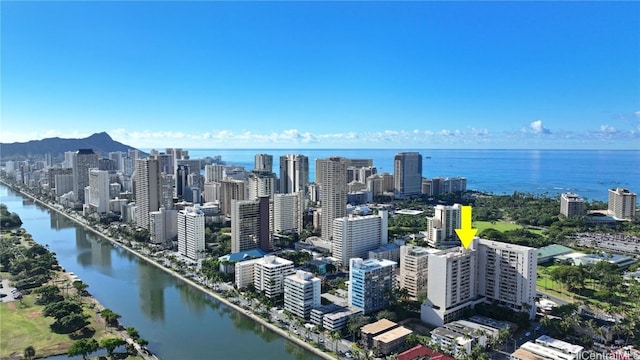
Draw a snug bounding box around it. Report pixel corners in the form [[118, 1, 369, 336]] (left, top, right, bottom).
[[181, 149, 640, 202]]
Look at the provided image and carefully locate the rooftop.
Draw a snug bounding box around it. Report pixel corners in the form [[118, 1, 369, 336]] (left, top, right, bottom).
[[537, 244, 573, 260], [511, 348, 548, 360], [397, 345, 454, 360], [361, 319, 398, 335], [373, 326, 413, 344], [535, 335, 584, 355]]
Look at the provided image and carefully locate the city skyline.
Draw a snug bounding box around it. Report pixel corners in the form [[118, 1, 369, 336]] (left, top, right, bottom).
[[2, 1, 639, 150]]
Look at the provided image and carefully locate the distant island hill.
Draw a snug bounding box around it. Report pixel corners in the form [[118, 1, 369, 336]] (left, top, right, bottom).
[[0, 132, 144, 160]]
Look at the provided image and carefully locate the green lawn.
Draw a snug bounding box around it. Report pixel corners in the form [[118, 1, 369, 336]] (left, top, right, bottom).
[[474, 220, 523, 233], [0, 293, 119, 359]]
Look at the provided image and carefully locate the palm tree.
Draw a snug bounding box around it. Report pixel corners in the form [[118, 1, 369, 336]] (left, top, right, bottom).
[[23, 346, 36, 360], [330, 330, 342, 353]]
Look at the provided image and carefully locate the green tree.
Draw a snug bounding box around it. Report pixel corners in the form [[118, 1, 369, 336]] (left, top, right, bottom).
[[100, 338, 126, 358], [126, 326, 140, 340], [33, 285, 63, 305], [100, 309, 122, 327], [50, 313, 90, 334], [23, 345, 35, 360], [73, 280, 89, 296], [67, 339, 99, 360], [346, 314, 369, 342], [42, 300, 83, 320]]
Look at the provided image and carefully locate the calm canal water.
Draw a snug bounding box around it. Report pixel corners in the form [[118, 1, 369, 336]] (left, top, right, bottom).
[[0, 185, 319, 360]]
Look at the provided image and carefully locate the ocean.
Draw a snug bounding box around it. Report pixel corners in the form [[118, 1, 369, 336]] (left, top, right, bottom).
[[171, 149, 639, 202]]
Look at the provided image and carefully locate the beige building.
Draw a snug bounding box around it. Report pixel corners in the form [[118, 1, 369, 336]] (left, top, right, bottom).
[[560, 193, 585, 218], [608, 187, 637, 220], [317, 157, 348, 243], [399, 245, 439, 299]]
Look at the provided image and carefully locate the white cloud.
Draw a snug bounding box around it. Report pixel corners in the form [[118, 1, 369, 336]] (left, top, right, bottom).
[[527, 120, 552, 135], [599, 124, 618, 135]]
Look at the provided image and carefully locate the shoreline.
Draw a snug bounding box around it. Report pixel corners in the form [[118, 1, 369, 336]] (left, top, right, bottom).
[[2, 182, 335, 360]]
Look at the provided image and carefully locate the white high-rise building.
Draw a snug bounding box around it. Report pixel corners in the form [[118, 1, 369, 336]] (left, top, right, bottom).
[[421, 247, 479, 327], [203, 182, 221, 203], [204, 164, 225, 183], [421, 239, 538, 327], [135, 158, 161, 231], [150, 208, 178, 245], [332, 210, 388, 266], [254, 256, 295, 298], [608, 188, 637, 220], [318, 157, 348, 243], [477, 239, 537, 319], [248, 170, 276, 200], [560, 193, 585, 218], [426, 204, 461, 249], [64, 151, 76, 169], [72, 149, 99, 205], [88, 169, 110, 214], [273, 192, 304, 235], [254, 153, 273, 172], [279, 154, 309, 194], [393, 152, 422, 198], [177, 207, 205, 260], [284, 270, 321, 320]]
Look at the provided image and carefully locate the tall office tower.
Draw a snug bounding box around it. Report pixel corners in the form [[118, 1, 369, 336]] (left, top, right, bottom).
[[149, 208, 178, 245], [98, 158, 117, 172], [231, 197, 271, 253], [204, 164, 226, 183], [254, 153, 273, 172], [122, 156, 135, 176], [72, 149, 99, 205], [248, 170, 276, 200], [308, 183, 320, 203], [358, 166, 377, 183], [346, 167, 359, 183], [187, 172, 204, 192], [175, 164, 190, 198], [64, 151, 75, 169], [253, 256, 295, 299], [279, 154, 309, 194], [55, 174, 74, 196], [177, 207, 205, 260], [88, 169, 110, 214], [399, 245, 436, 299], [273, 192, 304, 235], [421, 247, 478, 327], [128, 149, 140, 161], [166, 148, 189, 174], [109, 151, 125, 171], [332, 210, 388, 266], [220, 179, 247, 216], [203, 182, 221, 203], [153, 152, 174, 175], [608, 188, 637, 220], [44, 153, 53, 168], [477, 239, 537, 320], [160, 173, 175, 210], [135, 158, 161, 231], [317, 157, 348, 243], [348, 258, 397, 314], [426, 204, 462, 249], [560, 193, 586, 218], [393, 152, 423, 198], [284, 270, 321, 320], [47, 168, 72, 191]]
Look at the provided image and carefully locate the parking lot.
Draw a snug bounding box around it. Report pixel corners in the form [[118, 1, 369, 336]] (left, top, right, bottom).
[[0, 279, 22, 303]]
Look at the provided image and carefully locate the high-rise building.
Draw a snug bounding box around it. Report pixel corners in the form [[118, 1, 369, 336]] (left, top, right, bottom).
[[254, 256, 295, 298], [72, 149, 99, 205], [273, 192, 304, 235], [332, 210, 388, 266], [279, 154, 309, 194], [150, 208, 178, 245], [393, 152, 422, 198], [248, 170, 276, 200], [254, 153, 273, 172], [231, 197, 271, 253], [317, 157, 348, 243], [284, 270, 321, 320], [366, 173, 394, 197], [204, 164, 226, 183], [220, 179, 247, 216], [135, 158, 161, 230], [88, 169, 110, 214], [175, 164, 190, 199], [399, 245, 437, 299], [421, 239, 538, 327], [348, 258, 397, 314], [426, 204, 462, 249], [608, 188, 637, 220], [421, 247, 479, 327], [177, 207, 205, 260], [203, 182, 221, 203], [477, 239, 537, 319], [560, 193, 585, 218]]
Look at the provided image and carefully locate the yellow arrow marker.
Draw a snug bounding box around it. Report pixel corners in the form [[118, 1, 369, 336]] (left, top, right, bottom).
[[455, 205, 478, 249]]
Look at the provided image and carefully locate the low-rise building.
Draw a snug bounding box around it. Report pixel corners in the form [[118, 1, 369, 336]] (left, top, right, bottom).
[[360, 319, 398, 349], [322, 307, 363, 331], [511, 335, 584, 360], [372, 326, 413, 356]]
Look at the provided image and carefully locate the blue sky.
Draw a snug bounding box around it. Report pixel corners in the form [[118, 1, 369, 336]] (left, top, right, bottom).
[[2, 1, 639, 149]]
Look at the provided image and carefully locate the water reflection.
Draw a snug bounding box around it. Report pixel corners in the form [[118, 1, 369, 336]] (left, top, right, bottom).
[[50, 211, 74, 230], [138, 262, 166, 322]]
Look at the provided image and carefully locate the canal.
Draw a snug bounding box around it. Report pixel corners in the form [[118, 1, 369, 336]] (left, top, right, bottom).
[[0, 185, 319, 360]]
